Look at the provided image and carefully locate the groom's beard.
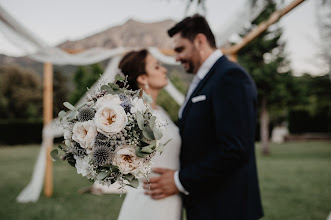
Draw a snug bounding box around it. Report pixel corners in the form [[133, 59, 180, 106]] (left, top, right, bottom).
[[183, 47, 201, 74], [181, 60, 195, 74]]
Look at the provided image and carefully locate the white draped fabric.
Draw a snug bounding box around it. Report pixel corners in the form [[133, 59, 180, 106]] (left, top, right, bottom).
[[16, 125, 53, 203], [0, 1, 268, 203]]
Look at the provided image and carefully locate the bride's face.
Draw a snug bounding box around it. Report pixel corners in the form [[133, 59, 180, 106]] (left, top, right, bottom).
[[144, 54, 168, 90]]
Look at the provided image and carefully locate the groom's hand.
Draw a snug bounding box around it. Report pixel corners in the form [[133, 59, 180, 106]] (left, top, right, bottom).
[[143, 168, 179, 200]]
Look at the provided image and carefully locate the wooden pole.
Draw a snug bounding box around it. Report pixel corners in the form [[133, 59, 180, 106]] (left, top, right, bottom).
[[222, 0, 306, 56], [226, 53, 238, 62], [43, 62, 53, 197]]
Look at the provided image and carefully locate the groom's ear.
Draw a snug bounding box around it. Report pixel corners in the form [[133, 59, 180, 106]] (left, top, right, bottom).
[[193, 33, 206, 50]]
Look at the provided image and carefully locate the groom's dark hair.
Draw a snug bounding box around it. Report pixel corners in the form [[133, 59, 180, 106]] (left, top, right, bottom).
[[168, 14, 216, 49]]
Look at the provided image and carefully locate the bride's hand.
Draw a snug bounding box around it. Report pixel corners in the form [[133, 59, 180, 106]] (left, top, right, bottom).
[[143, 168, 179, 200]]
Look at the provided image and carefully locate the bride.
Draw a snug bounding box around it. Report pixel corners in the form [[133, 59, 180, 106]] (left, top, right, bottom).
[[117, 49, 182, 220]]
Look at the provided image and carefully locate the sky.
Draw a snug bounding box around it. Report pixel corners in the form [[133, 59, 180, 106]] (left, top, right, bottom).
[[0, 0, 323, 75]]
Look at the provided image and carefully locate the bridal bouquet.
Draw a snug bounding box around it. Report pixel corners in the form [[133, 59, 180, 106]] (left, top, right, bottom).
[[51, 75, 168, 189]]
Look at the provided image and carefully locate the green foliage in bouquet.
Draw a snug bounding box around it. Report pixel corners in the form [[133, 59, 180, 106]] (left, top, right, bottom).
[[51, 75, 169, 189]]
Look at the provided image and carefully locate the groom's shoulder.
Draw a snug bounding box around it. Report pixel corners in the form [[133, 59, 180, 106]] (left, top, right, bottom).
[[213, 56, 251, 82]]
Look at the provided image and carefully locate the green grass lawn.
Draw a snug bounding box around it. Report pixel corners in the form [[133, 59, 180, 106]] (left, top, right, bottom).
[[256, 141, 331, 220], [0, 141, 330, 220]]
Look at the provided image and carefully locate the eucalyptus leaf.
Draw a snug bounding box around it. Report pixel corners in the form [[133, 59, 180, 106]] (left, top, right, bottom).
[[141, 137, 151, 144], [141, 141, 156, 151], [123, 174, 134, 181], [155, 143, 165, 153], [140, 140, 150, 147], [68, 110, 78, 120], [141, 146, 154, 153], [136, 112, 144, 130], [96, 172, 109, 180], [58, 110, 66, 118], [100, 85, 114, 94], [115, 74, 125, 82], [102, 164, 116, 168], [118, 88, 126, 93], [50, 149, 60, 161], [135, 146, 149, 158], [110, 83, 120, 90], [149, 116, 156, 129], [127, 178, 139, 188], [111, 166, 120, 173], [102, 165, 120, 173], [63, 102, 75, 110], [153, 127, 163, 140], [143, 126, 155, 140], [112, 90, 122, 95], [58, 145, 67, 152], [100, 85, 110, 91]]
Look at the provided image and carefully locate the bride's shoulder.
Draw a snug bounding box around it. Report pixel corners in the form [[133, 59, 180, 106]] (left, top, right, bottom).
[[154, 106, 174, 125]]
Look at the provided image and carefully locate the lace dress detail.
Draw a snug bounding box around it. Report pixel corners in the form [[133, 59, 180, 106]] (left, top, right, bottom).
[[117, 107, 182, 220]]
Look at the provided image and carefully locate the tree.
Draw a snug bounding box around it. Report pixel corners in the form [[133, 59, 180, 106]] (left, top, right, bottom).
[[237, 1, 301, 155], [308, 75, 331, 119], [69, 63, 104, 105], [287, 74, 331, 133], [0, 65, 43, 120]]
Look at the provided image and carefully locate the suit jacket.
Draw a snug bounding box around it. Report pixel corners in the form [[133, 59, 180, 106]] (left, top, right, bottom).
[[178, 56, 263, 220]]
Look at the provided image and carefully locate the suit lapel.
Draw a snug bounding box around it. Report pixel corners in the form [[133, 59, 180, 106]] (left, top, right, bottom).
[[180, 56, 228, 128]]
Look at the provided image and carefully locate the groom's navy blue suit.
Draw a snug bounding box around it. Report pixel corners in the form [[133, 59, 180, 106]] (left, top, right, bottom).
[[178, 55, 263, 220]]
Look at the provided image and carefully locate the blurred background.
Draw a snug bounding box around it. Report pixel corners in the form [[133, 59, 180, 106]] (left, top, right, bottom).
[[0, 0, 330, 219]]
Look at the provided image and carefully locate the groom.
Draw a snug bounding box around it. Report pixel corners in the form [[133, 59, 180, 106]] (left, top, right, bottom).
[[144, 14, 263, 220]]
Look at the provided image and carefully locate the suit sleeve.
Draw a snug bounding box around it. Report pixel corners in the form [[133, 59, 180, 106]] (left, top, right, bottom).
[[179, 68, 257, 193]]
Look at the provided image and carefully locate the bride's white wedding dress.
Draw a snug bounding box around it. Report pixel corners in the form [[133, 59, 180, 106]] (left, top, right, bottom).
[[117, 107, 182, 220]]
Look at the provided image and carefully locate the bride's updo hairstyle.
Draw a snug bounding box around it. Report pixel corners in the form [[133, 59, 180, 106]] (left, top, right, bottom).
[[118, 49, 148, 90]]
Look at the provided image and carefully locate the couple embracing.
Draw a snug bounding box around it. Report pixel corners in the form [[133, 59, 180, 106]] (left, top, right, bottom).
[[117, 14, 263, 220]]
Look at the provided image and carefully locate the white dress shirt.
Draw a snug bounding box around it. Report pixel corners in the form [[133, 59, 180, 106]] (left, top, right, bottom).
[[175, 49, 223, 195], [178, 49, 223, 119]]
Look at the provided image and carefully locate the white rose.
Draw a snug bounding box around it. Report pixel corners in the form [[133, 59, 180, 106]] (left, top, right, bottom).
[[72, 121, 97, 153], [130, 97, 147, 114], [112, 145, 146, 177], [74, 155, 96, 180], [95, 103, 128, 136], [96, 94, 121, 109]]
